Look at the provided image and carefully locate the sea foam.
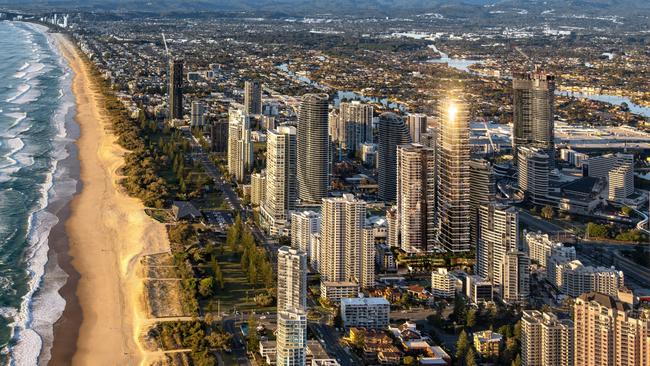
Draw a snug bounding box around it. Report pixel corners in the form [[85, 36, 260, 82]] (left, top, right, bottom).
[[3, 22, 77, 366]]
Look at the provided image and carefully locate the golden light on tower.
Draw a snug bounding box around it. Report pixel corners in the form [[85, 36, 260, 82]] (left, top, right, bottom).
[[447, 102, 458, 122]]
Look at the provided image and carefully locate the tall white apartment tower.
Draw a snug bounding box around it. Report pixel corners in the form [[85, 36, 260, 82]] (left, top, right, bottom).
[[276, 246, 308, 366], [359, 228, 376, 289], [320, 194, 373, 288], [517, 146, 550, 205], [276, 309, 307, 366], [477, 203, 520, 290], [277, 246, 307, 312], [396, 143, 436, 253], [502, 250, 530, 304], [227, 108, 253, 182], [290, 211, 321, 262], [261, 126, 297, 234]]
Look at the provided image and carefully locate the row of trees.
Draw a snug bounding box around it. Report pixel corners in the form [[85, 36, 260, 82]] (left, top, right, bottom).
[[98, 67, 210, 208], [433, 296, 522, 365], [226, 216, 274, 290], [151, 319, 231, 366], [587, 222, 648, 242], [84, 54, 224, 366]]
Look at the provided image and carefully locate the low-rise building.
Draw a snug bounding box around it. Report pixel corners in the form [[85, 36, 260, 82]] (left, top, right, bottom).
[[320, 281, 359, 304], [465, 275, 493, 304], [473, 330, 503, 358], [340, 297, 390, 330], [431, 268, 456, 299], [549, 259, 624, 298]]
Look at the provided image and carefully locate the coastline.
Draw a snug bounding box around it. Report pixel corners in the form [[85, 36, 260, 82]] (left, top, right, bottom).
[[2, 22, 79, 366], [47, 33, 170, 365]]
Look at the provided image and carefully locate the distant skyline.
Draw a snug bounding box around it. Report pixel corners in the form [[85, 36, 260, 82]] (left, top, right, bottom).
[[2, 0, 650, 16]]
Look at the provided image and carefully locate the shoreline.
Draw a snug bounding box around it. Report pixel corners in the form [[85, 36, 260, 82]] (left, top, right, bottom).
[[47, 33, 170, 365], [1, 22, 80, 366]]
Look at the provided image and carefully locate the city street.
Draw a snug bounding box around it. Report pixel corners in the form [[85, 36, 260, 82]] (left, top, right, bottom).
[[222, 315, 252, 366], [518, 210, 565, 234], [308, 322, 362, 366]]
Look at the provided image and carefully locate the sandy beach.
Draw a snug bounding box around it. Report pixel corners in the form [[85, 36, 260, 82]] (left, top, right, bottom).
[[48, 33, 170, 366]]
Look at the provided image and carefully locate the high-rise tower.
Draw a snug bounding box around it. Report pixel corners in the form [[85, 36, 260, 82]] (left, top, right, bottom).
[[574, 292, 650, 366], [502, 250, 530, 304], [436, 97, 471, 252], [319, 194, 373, 289], [476, 203, 519, 288], [377, 112, 411, 202], [190, 101, 205, 127], [339, 101, 374, 152], [469, 159, 496, 246], [521, 310, 574, 366], [244, 80, 262, 115], [297, 94, 329, 204], [517, 146, 550, 205], [261, 125, 297, 234], [169, 59, 183, 120], [227, 108, 253, 183], [396, 144, 436, 253], [276, 310, 307, 366], [512, 71, 555, 165], [276, 247, 308, 366], [277, 246, 307, 312], [406, 113, 428, 143]]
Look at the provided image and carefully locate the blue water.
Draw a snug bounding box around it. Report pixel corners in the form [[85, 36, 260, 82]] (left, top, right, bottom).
[[0, 21, 77, 365]]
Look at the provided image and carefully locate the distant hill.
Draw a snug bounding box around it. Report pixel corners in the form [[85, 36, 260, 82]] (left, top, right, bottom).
[[1, 0, 649, 15]]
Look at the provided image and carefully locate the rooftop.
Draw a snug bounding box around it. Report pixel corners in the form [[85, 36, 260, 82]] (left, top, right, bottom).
[[341, 297, 390, 306], [560, 176, 600, 194]]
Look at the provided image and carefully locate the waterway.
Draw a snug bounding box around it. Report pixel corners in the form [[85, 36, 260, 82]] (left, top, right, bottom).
[[556, 91, 650, 118], [426, 44, 482, 73], [278, 45, 650, 118], [276, 63, 405, 110], [425, 44, 650, 118]]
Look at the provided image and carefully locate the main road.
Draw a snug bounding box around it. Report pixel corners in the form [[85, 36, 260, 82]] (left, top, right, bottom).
[[518, 210, 565, 233], [308, 322, 362, 366], [186, 131, 278, 262], [222, 315, 252, 366]]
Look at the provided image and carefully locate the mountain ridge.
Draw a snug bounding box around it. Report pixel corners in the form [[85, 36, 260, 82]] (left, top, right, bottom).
[[1, 0, 648, 15]]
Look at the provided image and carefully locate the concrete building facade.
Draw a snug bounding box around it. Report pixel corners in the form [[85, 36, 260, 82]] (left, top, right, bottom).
[[436, 97, 471, 252], [261, 126, 297, 234], [521, 310, 574, 366], [297, 94, 329, 204], [377, 112, 411, 202], [396, 144, 436, 253]]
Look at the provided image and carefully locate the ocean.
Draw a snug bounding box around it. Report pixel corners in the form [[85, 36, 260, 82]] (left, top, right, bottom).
[[0, 21, 77, 365]]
